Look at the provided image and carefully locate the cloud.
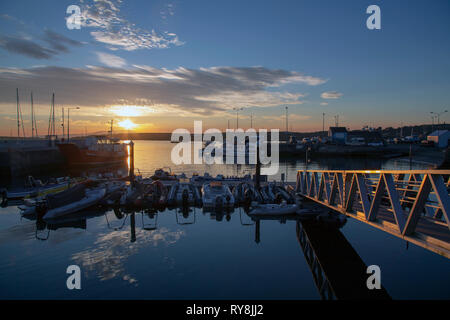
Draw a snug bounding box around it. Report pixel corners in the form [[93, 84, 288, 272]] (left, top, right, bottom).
[[96, 52, 126, 67], [0, 35, 55, 59], [78, 0, 183, 51], [0, 65, 326, 117], [160, 3, 175, 20], [42, 29, 83, 53], [321, 91, 343, 99], [320, 102, 328, 106], [0, 30, 83, 59]]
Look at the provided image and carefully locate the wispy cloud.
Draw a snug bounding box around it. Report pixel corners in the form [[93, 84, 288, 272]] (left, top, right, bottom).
[[0, 35, 55, 59], [321, 91, 343, 99], [77, 0, 183, 51], [0, 30, 82, 59], [96, 52, 127, 67], [0, 65, 326, 116]]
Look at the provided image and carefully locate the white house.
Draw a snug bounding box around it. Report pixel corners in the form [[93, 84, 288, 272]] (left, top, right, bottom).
[[427, 130, 450, 148]]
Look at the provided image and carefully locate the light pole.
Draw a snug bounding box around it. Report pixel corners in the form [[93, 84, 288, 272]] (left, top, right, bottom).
[[431, 110, 447, 129], [67, 107, 80, 142], [285, 106, 289, 135], [233, 107, 243, 129], [322, 112, 325, 136]]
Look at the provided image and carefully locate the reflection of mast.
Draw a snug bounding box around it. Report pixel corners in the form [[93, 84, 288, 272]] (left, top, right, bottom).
[[254, 219, 260, 244], [296, 221, 391, 300], [130, 213, 136, 243]]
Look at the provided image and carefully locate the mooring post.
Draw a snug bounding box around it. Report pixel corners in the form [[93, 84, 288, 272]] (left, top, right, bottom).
[[255, 135, 261, 189], [129, 140, 135, 185]]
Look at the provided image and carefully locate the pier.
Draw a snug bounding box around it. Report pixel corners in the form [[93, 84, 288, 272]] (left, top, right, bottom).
[[296, 169, 450, 258]]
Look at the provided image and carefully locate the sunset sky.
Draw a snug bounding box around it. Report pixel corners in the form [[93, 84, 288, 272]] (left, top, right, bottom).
[[0, 0, 449, 136]]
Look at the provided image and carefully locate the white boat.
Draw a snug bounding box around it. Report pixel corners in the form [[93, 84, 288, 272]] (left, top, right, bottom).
[[248, 203, 298, 215], [43, 187, 105, 220], [168, 178, 201, 206], [201, 181, 235, 209]]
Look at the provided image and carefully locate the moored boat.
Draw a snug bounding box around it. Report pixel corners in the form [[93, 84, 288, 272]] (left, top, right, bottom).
[[2, 176, 77, 201], [248, 203, 298, 216], [57, 136, 128, 168], [43, 185, 105, 220], [201, 181, 235, 209], [168, 178, 202, 206]]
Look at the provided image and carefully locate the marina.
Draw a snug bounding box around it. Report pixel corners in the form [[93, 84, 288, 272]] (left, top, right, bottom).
[[0, 0, 449, 305], [0, 140, 449, 300]]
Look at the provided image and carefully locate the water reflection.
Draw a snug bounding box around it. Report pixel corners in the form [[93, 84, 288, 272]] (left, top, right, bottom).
[[0, 141, 444, 299]]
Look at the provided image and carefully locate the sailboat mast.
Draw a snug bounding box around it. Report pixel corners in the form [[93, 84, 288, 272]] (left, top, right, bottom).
[[16, 88, 20, 138], [61, 107, 64, 138], [52, 93, 55, 137], [31, 92, 34, 138]]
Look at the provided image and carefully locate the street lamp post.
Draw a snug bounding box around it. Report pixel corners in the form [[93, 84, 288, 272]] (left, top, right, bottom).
[[322, 112, 325, 136], [285, 106, 288, 135], [431, 110, 447, 130], [67, 107, 80, 142]]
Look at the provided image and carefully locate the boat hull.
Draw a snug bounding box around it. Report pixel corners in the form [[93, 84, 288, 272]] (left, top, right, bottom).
[[57, 143, 127, 167]]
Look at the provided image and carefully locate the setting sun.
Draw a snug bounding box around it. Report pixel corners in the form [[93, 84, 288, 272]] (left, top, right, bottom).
[[118, 119, 138, 130]]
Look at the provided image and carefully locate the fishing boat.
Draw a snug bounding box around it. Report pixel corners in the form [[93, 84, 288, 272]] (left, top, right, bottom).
[[43, 185, 105, 220], [57, 136, 128, 168], [168, 178, 202, 206], [1, 176, 76, 201], [201, 181, 235, 209], [248, 203, 298, 216]]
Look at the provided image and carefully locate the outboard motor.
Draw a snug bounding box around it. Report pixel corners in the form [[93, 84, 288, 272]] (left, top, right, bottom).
[[243, 188, 252, 205], [275, 193, 283, 204], [225, 195, 231, 206], [182, 189, 189, 207], [215, 196, 224, 210]]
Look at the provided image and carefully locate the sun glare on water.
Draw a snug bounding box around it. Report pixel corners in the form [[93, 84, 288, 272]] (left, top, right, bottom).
[[118, 119, 138, 130]]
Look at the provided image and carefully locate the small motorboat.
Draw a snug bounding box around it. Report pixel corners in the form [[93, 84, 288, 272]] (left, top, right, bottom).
[[144, 180, 168, 207], [151, 168, 177, 181], [168, 178, 202, 206], [267, 183, 295, 204], [190, 172, 214, 184], [2, 176, 76, 201], [201, 181, 235, 209], [42, 184, 106, 220], [248, 202, 298, 216], [233, 182, 263, 205]]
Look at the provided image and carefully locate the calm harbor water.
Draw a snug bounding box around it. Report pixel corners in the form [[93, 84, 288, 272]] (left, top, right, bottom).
[[0, 140, 449, 299]]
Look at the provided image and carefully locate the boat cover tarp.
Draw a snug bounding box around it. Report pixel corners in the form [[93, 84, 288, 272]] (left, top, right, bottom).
[[46, 184, 86, 209]]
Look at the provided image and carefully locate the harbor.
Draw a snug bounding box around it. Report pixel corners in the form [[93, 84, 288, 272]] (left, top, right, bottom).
[[0, 140, 449, 300], [1, 0, 449, 306]]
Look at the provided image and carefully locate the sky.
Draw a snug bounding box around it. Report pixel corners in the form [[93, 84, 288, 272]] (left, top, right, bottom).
[[0, 0, 449, 135]]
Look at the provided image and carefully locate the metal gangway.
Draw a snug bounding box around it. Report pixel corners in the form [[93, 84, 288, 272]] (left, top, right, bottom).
[[296, 170, 450, 258]]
